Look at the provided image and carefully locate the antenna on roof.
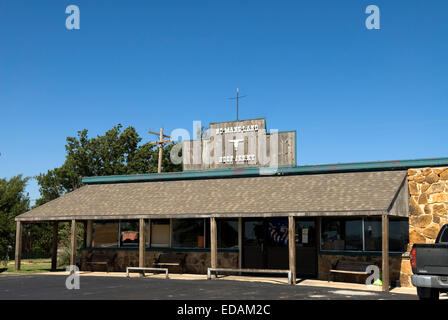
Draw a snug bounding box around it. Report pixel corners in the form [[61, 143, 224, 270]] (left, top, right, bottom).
[[227, 88, 247, 121]]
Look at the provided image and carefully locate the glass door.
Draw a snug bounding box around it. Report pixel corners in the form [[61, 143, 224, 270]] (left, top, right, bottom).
[[295, 219, 317, 278]]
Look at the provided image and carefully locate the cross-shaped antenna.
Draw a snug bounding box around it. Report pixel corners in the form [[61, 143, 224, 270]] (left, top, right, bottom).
[[227, 88, 247, 121]]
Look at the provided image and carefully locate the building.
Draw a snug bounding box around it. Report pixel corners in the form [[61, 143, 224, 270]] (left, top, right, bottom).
[[14, 118, 448, 291]]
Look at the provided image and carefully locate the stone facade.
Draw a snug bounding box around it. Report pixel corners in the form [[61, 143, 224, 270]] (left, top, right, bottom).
[[408, 167, 448, 245], [398, 166, 448, 286], [81, 249, 238, 274]]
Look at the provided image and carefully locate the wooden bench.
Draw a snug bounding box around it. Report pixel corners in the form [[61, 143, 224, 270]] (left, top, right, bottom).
[[85, 252, 117, 272], [126, 267, 169, 279], [207, 268, 293, 285], [153, 252, 186, 273], [329, 260, 374, 282]]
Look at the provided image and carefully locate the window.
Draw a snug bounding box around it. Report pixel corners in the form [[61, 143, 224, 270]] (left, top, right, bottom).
[[172, 219, 205, 248], [243, 219, 265, 246], [151, 219, 170, 248], [364, 218, 409, 252], [92, 222, 119, 248], [321, 218, 362, 251], [321, 217, 409, 252], [120, 221, 139, 247], [266, 218, 289, 247], [217, 219, 238, 248], [205, 219, 239, 249], [389, 219, 409, 252], [295, 220, 316, 247], [364, 218, 382, 251], [439, 226, 448, 243]]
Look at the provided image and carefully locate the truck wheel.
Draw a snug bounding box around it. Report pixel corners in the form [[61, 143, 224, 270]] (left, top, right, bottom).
[[417, 287, 439, 300]]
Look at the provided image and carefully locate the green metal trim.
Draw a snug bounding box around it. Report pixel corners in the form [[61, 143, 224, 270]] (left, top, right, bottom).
[[82, 157, 448, 185]]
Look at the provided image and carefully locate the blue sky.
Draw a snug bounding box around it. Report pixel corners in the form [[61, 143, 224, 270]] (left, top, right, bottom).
[[1, 0, 447, 204]]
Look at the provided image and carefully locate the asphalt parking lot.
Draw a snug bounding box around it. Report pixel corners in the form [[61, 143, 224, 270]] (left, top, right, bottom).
[[0, 274, 417, 300]]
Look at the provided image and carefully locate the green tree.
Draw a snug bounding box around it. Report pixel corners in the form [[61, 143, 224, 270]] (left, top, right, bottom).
[[36, 124, 182, 205], [0, 175, 30, 265], [33, 124, 182, 260]]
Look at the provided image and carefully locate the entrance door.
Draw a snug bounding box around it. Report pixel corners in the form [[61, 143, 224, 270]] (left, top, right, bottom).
[[242, 218, 289, 270], [295, 219, 317, 278], [242, 219, 266, 269], [242, 218, 317, 278]]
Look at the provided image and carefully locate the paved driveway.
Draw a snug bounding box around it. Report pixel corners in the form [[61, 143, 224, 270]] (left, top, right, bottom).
[[0, 274, 417, 300]]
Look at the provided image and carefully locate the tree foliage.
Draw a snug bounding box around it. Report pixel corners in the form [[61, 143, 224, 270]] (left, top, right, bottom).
[[0, 175, 30, 264], [36, 124, 181, 206]]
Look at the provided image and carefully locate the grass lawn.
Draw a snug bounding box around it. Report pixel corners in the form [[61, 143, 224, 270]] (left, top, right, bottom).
[[2, 259, 66, 274]]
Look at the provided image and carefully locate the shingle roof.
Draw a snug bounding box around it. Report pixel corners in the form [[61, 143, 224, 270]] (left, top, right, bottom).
[[16, 170, 407, 221]]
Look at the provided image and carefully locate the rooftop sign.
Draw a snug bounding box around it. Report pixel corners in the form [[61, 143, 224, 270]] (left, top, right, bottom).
[[182, 118, 296, 171]]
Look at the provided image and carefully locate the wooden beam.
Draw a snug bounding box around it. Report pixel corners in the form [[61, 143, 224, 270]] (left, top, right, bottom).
[[158, 129, 163, 173], [70, 219, 77, 268], [139, 218, 145, 268], [238, 217, 242, 269], [288, 216, 296, 285], [210, 217, 217, 269], [147, 218, 151, 248], [148, 130, 170, 139], [382, 214, 390, 292], [15, 210, 390, 223], [14, 221, 22, 271], [86, 220, 93, 248], [51, 222, 58, 271], [316, 217, 321, 250], [149, 139, 172, 145], [82, 221, 87, 250], [148, 128, 172, 174]]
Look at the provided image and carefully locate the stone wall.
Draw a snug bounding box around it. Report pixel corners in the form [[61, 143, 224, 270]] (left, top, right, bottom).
[[81, 250, 238, 274], [408, 167, 448, 244], [401, 166, 448, 286]]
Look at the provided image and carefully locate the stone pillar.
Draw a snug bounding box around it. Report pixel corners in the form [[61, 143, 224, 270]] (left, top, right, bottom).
[[382, 214, 390, 292], [86, 220, 93, 248], [288, 216, 296, 285], [139, 218, 145, 268], [70, 219, 77, 268], [210, 217, 217, 269], [51, 221, 58, 271], [14, 221, 22, 271], [238, 217, 243, 269]]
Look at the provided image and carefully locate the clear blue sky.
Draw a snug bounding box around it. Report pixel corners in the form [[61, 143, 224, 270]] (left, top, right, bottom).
[[1, 0, 447, 203]]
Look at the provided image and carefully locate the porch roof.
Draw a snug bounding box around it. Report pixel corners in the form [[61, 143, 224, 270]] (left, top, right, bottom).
[[16, 170, 408, 222]]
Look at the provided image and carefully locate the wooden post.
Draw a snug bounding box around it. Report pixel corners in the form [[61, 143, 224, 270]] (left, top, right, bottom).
[[147, 218, 151, 248], [14, 221, 22, 271], [382, 214, 390, 292], [139, 218, 145, 268], [288, 216, 296, 285], [70, 220, 77, 268], [51, 222, 58, 271], [82, 221, 87, 250], [149, 129, 172, 174], [238, 217, 243, 269], [86, 220, 93, 248], [158, 129, 163, 174], [210, 217, 217, 269], [316, 217, 321, 279]]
